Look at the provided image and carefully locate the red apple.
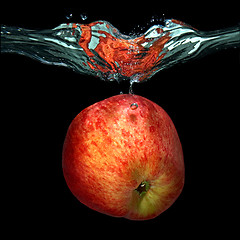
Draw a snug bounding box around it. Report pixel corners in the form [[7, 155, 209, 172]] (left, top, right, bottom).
[[62, 94, 184, 220]]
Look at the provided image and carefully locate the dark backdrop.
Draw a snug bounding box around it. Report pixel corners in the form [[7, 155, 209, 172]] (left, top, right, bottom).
[[1, 2, 239, 238]]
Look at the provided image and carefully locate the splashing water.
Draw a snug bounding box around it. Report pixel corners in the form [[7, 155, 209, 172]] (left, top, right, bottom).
[[1, 19, 240, 83]]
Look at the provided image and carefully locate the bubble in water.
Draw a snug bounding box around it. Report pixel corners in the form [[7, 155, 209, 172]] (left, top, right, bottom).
[[130, 103, 138, 110], [80, 13, 88, 21]]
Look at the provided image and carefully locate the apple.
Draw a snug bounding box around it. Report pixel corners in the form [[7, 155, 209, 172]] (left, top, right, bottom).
[[62, 94, 184, 220]]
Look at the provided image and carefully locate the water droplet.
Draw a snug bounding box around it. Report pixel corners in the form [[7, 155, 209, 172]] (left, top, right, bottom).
[[150, 15, 160, 23], [80, 13, 88, 21], [165, 19, 173, 28], [162, 13, 165, 21], [130, 103, 138, 110], [66, 13, 73, 20], [150, 18, 155, 23]]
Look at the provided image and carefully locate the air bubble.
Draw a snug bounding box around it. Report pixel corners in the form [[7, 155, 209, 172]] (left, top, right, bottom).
[[130, 103, 138, 110]]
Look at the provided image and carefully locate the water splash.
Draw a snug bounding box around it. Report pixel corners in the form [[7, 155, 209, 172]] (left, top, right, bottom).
[[1, 19, 240, 83], [80, 13, 88, 21]]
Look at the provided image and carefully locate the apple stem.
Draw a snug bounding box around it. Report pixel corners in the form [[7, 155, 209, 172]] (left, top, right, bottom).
[[135, 181, 150, 197]]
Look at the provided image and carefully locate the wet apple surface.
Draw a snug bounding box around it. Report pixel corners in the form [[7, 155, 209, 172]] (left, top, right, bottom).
[[62, 94, 184, 220]]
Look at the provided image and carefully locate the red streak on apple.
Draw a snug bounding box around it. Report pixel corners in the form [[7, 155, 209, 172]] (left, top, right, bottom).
[[62, 94, 184, 220]]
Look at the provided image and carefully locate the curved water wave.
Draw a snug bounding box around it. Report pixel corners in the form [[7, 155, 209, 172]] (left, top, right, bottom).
[[1, 19, 240, 82]]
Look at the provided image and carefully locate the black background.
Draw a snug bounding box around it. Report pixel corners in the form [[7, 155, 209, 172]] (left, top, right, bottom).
[[1, 1, 239, 238]]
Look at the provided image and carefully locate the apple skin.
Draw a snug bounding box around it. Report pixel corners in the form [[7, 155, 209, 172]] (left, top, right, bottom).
[[62, 94, 184, 220]]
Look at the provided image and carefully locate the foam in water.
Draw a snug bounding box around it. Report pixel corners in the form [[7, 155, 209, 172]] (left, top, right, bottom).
[[1, 19, 240, 83]]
